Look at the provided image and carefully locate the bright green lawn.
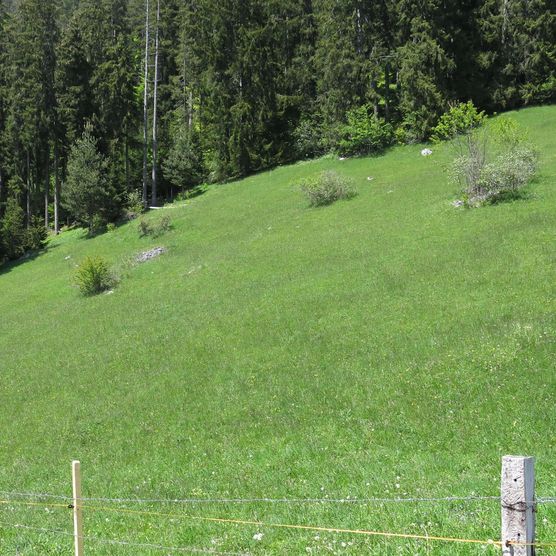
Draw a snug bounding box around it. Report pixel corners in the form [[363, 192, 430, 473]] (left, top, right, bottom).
[[1, 106, 555, 555]]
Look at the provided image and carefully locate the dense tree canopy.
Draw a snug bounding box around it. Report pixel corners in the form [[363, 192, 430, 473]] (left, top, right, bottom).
[[0, 0, 554, 261]]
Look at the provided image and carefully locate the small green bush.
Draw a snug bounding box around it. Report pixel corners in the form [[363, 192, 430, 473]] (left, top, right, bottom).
[[138, 218, 151, 237], [339, 105, 394, 156], [91, 214, 107, 235], [125, 190, 144, 220], [75, 256, 114, 296], [491, 117, 528, 150], [106, 223, 117, 233], [299, 171, 357, 207], [26, 217, 48, 251], [138, 215, 172, 238], [431, 101, 486, 142]]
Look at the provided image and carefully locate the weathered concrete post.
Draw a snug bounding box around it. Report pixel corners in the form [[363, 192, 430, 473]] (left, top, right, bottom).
[[501, 455, 536, 556]]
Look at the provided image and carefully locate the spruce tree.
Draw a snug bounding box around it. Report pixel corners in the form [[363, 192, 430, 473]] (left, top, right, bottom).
[[62, 126, 114, 234], [0, 196, 27, 260], [396, 11, 454, 140], [5, 0, 58, 227], [56, 14, 93, 149]]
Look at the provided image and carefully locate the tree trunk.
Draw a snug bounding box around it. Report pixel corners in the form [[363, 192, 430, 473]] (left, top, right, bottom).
[[188, 90, 193, 131], [125, 123, 129, 192], [151, 0, 160, 207], [26, 149, 31, 228], [371, 78, 379, 117], [54, 143, 60, 235], [44, 154, 50, 230], [142, 0, 150, 209]]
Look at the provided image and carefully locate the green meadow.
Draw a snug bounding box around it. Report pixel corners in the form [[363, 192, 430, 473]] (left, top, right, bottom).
[[1, 105, 555, 554]]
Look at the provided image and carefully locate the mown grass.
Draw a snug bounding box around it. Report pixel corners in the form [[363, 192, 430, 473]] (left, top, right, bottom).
[[0, 105, 555, 554]]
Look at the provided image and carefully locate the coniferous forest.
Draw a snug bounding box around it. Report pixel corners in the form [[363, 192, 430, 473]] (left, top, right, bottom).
[[0, 0, 554, 260]]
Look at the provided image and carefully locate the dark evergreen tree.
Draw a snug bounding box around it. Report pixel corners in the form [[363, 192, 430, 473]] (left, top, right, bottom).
[[0, 196, 27, 260], [0, 2, 9, 212], [397, 18, 454, 140], [56, 14, 93, 149], [5, 0, 58, 228], [62, 126, 114, 234], [1, 0, 555, 265], [478, 0, 556, 109]]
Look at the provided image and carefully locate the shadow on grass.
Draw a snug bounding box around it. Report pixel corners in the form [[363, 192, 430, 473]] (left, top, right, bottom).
[[0, 243, 59, 276], [487, 190, 533, 205], [486, 182, 539, 205]]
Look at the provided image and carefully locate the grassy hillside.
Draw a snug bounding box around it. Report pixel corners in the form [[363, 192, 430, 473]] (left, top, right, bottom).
[[1, 106, 555, 555]]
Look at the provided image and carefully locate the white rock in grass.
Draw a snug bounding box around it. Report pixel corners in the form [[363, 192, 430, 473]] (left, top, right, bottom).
[[421, 148, 433, 156], [253, 532, 264, 541], [136, 247, 167, 263], [367, 176, 374, 181]]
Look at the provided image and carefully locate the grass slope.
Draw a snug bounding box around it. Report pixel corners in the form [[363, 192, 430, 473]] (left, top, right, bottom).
[[1, 106, 555, 554]]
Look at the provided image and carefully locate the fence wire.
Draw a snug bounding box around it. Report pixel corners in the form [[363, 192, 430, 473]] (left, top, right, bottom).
[[0, 490, 502, 505], [0, 520, 250, 555]]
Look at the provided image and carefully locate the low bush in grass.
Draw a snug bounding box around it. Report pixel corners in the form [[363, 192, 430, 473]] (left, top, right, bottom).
[[453, 142, 538, 206], [299, 171, 357, 207], [138, 215, 171, 237], [75, 256, 115, 296], [444, 110, 539, 206], [475, 147, 538, 204]]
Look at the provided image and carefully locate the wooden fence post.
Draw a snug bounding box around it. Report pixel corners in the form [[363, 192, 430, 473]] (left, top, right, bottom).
[[501, 455, 536, 556], [72, 460, 84, 556]]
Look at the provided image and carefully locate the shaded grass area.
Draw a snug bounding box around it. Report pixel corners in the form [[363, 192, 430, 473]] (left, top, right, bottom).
[[0, 106, 555, 554]]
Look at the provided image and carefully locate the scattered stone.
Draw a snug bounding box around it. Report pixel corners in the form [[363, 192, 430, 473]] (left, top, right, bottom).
[[367, 176, 374, 181], [421, 148, 433, 156], [452, 199, 465, 207], [65, 255, 71, 260], [136, 247, 166, 263], [105, 290, 115, 295], [339, 157, 347, 161]]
